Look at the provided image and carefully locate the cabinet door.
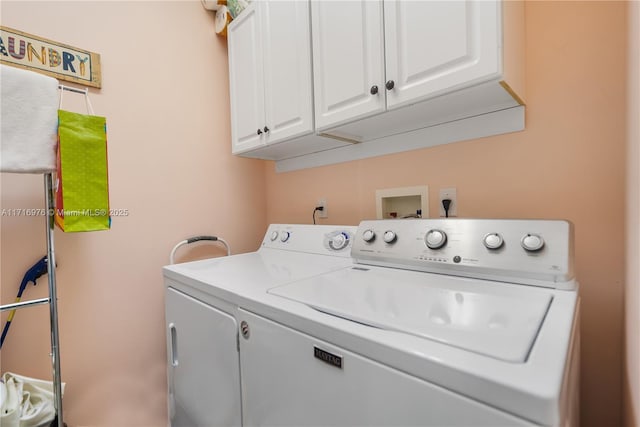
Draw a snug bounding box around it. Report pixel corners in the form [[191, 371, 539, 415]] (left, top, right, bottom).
[[228, 3, 265, 153], [262, 0, 314, 144], [165, 287, 241, 427], [311, 0, 385, 131], [384, 0, 501, 110]]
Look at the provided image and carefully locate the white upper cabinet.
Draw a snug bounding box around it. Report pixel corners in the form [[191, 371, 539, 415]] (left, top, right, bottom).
[[311, 0, 524, 143], [228, 1, 314, 154], [227, 0, 525, 170], [262, 1, 314, 143], [228, 5, 264, 153], [311, 1, 385, 130], [383, 0, 500, 109]]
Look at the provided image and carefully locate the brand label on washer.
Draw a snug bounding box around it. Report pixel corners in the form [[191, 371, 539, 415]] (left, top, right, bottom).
[[314, 346, 342, 369]]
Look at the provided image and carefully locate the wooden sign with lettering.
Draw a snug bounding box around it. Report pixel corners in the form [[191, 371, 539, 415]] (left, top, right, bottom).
[[0, 26, 101, 88]]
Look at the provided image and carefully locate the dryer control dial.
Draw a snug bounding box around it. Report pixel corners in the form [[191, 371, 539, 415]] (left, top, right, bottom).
[[270, 231, 279, 241], [383, 231, 397, 244], [280, 231, 291, 243], [362, 229, 376, 243], [329, 232, 350, 250], [425, 229, 447, 249], [483, 233, 504, 250], [521, 233, 544, 252]]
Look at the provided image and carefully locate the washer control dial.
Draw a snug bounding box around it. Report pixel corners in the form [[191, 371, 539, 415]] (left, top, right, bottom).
[[425, 229, 447, 249], [329, 232, 350, 250], [483, 233, 504, 250], [362, 229, 376, 243], [383, 230, 397, 244], [270, 231, 279, 241], [521, 233, 544, 252], [280, 231, 291, 243]]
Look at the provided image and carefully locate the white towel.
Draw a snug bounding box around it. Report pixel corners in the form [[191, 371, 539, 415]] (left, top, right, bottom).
[[0, 372, 66, 427], [1, 64, 59, 173]]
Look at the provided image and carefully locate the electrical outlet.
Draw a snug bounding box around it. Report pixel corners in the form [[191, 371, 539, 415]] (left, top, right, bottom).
[[317, 199, 328, 219], [439, 188, 457, 217]]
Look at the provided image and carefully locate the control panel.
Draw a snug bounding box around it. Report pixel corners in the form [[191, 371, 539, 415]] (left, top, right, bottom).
[[352, 219, 575, 289], [261, 224, 356, 257]]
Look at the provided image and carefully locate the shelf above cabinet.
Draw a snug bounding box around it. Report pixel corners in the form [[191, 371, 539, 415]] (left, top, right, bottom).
[[274, 105, 524, 173]]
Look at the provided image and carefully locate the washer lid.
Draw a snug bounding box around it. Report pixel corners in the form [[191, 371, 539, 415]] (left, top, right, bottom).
[[268, 266, 553, 363]]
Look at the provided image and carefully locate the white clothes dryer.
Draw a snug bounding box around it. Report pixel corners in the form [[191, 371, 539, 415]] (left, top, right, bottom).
[[163, 224, 356, 426]]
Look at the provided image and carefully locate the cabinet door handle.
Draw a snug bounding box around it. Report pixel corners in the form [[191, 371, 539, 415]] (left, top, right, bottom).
[[370, 85, 379, 95], [263, 126, 270, 133], [257, 129, 263, 135], [385, 80, 395, 90]]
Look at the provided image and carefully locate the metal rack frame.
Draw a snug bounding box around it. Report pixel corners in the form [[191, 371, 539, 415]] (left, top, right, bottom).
[[0, 173, 64, 426]]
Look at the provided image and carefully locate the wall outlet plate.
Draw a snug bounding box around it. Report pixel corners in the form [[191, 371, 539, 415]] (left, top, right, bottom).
[[317, 199, 328, 218], [439, 188, 457, 217]]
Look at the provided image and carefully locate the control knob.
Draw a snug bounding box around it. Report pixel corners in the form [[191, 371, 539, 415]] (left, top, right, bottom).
[[425, 229, 447, 249], [270, 231, 279, 241], [362, 229, 376, 243], [521, 233, 544, 252], [483, 233, 504, 250], [329, 232, 350, 250], [280, 231, 291, 243], [383, 230, 397, 244]]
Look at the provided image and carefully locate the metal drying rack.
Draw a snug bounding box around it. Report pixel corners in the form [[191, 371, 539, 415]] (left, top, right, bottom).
[[0, 84, 86, 427], [58, 84, 87, 95], [0, 173, 63, 427]]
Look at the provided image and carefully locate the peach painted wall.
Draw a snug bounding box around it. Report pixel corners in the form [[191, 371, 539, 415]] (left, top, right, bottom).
[[625, 1, 640, 426], [265, 1, 627, 425], [0, 1, 266, 426]]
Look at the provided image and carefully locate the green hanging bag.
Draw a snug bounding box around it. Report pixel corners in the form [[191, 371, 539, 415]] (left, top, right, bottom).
[[54, 89, 110, 232]]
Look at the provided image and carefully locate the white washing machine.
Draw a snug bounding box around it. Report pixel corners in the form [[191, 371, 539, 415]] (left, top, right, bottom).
[[250, 219, 580, 426], [163, 224, 357, 426]]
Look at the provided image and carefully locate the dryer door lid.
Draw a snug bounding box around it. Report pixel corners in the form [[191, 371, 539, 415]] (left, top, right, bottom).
[[268, 266, 553, 363]]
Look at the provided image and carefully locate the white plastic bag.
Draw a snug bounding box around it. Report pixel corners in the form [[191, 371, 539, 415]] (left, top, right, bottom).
[[0, 372, 65, 427]]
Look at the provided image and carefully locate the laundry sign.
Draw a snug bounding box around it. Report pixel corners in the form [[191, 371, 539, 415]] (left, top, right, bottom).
[[0, 26, 101, 88]]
